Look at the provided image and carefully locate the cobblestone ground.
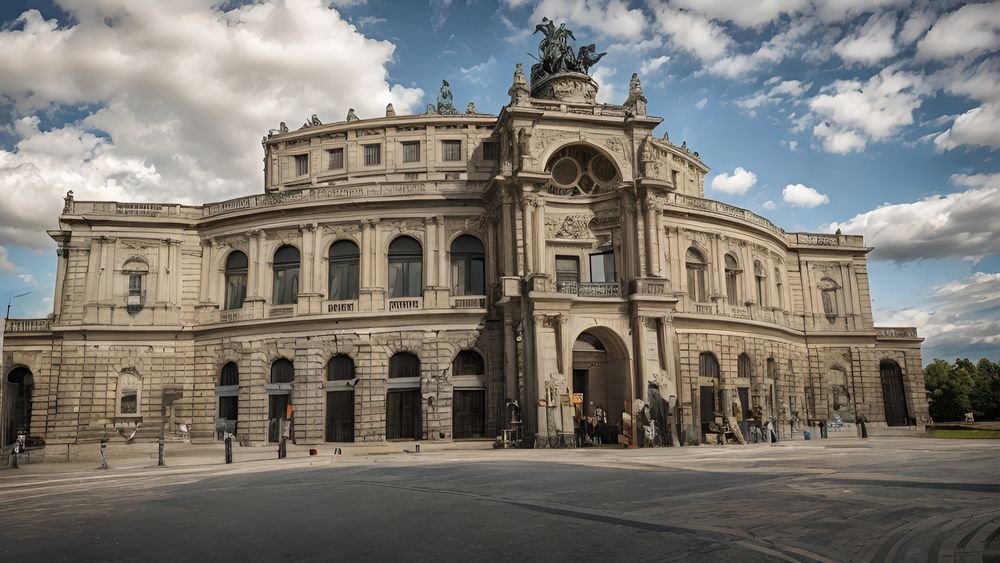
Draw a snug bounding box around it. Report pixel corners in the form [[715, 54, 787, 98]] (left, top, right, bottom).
[[1, 438, 998, 562]]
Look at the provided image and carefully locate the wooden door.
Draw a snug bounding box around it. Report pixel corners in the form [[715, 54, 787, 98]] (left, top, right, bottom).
[[386, 389, 421, 440], [453, 390, 486, 439], [880, 362, 910, 426], [326, 390, 355, 442]]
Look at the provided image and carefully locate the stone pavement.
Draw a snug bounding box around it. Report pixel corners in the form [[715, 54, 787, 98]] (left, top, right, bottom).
[[1, 437, 998, 562]]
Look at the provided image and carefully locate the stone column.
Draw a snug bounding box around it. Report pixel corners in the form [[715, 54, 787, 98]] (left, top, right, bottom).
[[425, 217, 437, 288], [246, 230, 260, 298], [299, 225, 315, 295], [533, 197, 546, 274], [438, 214, 448, 290], [765, 253, 777, 309], [199, 239, 213, 304], [710, 235, 723, 300], [52, 243, 69, 320], [500, 193, 515, 276], [522, 194, 534, 275], [533, 313, 548, 440], [85, 237, 102, 304], [644, 198, 661, 277], [635, 316, 650, 400]]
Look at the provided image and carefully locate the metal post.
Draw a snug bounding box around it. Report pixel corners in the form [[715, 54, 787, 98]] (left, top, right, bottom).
[[157, 438, 165, 467], [224, 435, 233, 464]]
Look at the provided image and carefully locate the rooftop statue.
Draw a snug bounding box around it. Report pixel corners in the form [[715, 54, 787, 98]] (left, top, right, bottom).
[[530, 18, 605, 84], [437, 80, 458, 115]]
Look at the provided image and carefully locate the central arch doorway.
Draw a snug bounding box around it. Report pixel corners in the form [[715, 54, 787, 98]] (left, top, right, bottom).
[[571, 329, 630, 445], [4, 367, 33, 446]]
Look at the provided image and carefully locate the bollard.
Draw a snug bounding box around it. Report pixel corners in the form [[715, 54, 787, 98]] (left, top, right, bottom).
[[278, 437, 287, 459], [158, 438, 166, 467], [99, 440, 109, 470], [224, 435, 233, 464], [415, 444, 420, 453], [334, 447, 342, 455]]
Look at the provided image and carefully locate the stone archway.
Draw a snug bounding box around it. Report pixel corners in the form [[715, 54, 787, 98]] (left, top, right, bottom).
[[572, 327, 630, 444], [4, 367, 34, 446]]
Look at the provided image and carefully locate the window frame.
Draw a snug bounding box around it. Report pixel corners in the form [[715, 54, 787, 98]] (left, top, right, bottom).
[[326, 147, 345, 171], [328, 240, 360, 301], [441, 139, 463, 162], [588, 250, 616, 283], [387, 236, 423, 298], [362, 143, 382, 167], [272, 245, 301, 305], [294, 153, 309, 177], [685, 247, 707, 303], [401, 140, 421, 163], [450, 235, 486, 296], [117, 371, 142, 417], [224, 251, 248, 311]]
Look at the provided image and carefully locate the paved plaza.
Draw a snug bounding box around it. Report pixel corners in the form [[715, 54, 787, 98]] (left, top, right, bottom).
[[1, 438, 998, 562]]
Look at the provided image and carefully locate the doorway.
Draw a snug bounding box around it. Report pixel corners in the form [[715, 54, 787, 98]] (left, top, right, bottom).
[[325, 390, 354, 442], [880, 360, 910, 426], [267, 394, 290, 443], [453, 390, 485, 439], [386, 389, 421, 440], [572, 329, 630, 444], [4, 368, 33, 445]]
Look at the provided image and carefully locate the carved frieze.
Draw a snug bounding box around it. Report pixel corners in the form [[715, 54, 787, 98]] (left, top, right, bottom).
[[531, 129, 578, 155], [322, 223, 362, 241], [545, 214, 594, 239]]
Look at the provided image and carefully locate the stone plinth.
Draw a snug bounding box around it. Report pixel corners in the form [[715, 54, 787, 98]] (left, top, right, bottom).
[[531, 72, 598, 104]]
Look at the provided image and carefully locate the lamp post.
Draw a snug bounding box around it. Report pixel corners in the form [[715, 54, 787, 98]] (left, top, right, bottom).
[[1, 290, 31, 453]]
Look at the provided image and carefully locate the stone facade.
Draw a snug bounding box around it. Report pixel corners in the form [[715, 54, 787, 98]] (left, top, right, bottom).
[[1, 67, 927, 457]]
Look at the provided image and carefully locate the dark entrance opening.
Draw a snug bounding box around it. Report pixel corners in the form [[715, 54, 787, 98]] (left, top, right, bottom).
[[4, 368, 33, 446], [386, 390, 421, 440], [268, 394, 290, 443], [572, 368, 588, 408], [453, 390, 485, 439], [737, 387, 750, 420], [326, 391, 355, 442], [880, 360, 910, 426], [699, 385, 715, 437]]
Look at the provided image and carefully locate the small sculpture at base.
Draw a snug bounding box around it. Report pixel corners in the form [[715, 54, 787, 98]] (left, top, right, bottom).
[[385, 103, 396, 117], [346, 108, 359, 122], [437, 80, 458, 115]]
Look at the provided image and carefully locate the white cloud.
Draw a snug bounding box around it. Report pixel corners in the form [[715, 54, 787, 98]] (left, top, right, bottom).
[[650, 4, 734, 62], [530, 0, 647, 39], [876, 271, 1000, 360], [782, 183, 829, 207], [640, 55, 671, 75], [736, 79, 810, 110], [934, 103, 1000, 151], [916, 3, 1000, 61], [459, 55, 498, 87], [811, 0, 908, 23], [833, 11, 898, 65], [590, 66, 620, 104], [668, 0, 809, 28], [0, 1, 423, 249], [706, 19, 813, 78], [0, 245, 16, 273], [898, 9, 934, 45], [808, 67, 927, 154], [695, 97, 708, 110], [826, 173, 1000, 262], [762, 200, 777, 210], [710, 167, 757, 195], [17, 273, 36, 286]]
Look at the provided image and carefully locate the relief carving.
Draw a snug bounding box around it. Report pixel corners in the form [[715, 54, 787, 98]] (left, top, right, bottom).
[[545, 214, 594, 239]]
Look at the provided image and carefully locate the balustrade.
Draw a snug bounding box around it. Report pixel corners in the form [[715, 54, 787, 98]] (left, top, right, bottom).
[[388, 298, 422, 311], [4, 318, 51, 332]]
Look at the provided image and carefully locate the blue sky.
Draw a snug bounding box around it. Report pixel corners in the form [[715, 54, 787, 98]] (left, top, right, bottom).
[[0, 0, 997, 362]]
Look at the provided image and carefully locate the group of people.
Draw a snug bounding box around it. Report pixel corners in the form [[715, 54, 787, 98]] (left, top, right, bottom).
[[573, 404, 615, 446]]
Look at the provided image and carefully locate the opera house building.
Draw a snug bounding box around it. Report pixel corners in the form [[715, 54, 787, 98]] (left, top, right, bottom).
[[1, 46, 928, 457]]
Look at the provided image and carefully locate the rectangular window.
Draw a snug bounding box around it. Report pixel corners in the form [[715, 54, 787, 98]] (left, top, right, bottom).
[[224, 272, 247, 310], [294, 154, 309, 176], [555, 255, 580, 290], [327, 148, 344, 170], [402, 141, 421, 163], [441, 140, 462, 162], [329, 261, 359, 300], [363, 144, 381, 166], [589, 251, 616, 283], [388, 257, 422, 298], [273, 266, 300, 305], [482, 141, 499, 161], [120, 390, 138, 414], [128, 274, 142, 296]]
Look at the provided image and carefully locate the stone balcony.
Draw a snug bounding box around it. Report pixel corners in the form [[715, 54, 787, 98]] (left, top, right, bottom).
[[555, 281, 622, 298]]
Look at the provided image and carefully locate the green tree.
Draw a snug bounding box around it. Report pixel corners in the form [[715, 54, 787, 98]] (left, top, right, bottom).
[[971, 358, 1000, 420], [924, 359, 975, 422]]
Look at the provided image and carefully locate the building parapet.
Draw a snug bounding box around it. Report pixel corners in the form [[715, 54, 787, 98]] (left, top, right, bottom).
[[663, 193, 784, 238], [786, 232, 866, 248], [4, 318, 51, 333], [875, 326, 919, 339]]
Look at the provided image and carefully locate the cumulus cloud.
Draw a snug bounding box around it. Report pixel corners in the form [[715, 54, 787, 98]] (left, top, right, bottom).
[[530, 0, 647, 39], [640, 55, 671, 75], [668, 0, 809, 28], [833, 11, 898, 65], [826, 173, 1000, 262], [808, 67, 927, 154], [762, 200, 777, 210], [783, 183, 829, 207], [0, 1, 423, 249], [876, 271, 1000, 360], [706, 19, 813, 78], [459, 55, 498, 87], [695, 97, 708, 110], [17, 273, 36, 286], [736, 79, 811, 110], [916, 3, 1000, 61], [0, 246, 16, 273], [650, 3, 734, 62], [710, 167, 757, 195]]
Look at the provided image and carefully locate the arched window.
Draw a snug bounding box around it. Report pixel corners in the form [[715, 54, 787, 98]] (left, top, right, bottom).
[[123, 258, 149, 314], [451, 235, 485, 296], [118, 370, 141, 415], [699, 352, 720, 379], [453, 350, 485, 376], [724, 253, 741, 304], [270, 358, 294, 383], [388, 236, 422, 298], [775, 267, 784, 309], [389, 352, 421, 378], [738, 353, 752, 379], [754, 260, 766, 305], [224, 251, 248, 310], [767, 357, 778, 379], [272, 246, 300, 305], [685, 247, 707, 303], [327, 355, 355, 381], [220, 362, 239, 386], [328, 240, 360, 301], [819, 277, 840, 318]]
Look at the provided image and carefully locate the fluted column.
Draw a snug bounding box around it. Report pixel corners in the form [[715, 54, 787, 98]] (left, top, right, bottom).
[[199, 239, 213, 303], [533, 197, 545, 274]]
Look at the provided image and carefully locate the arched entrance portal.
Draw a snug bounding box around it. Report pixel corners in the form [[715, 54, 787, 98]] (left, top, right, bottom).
[[4, 367, 33, 445], [571, 329, 630, 445], [880, 360, 910, 426]]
